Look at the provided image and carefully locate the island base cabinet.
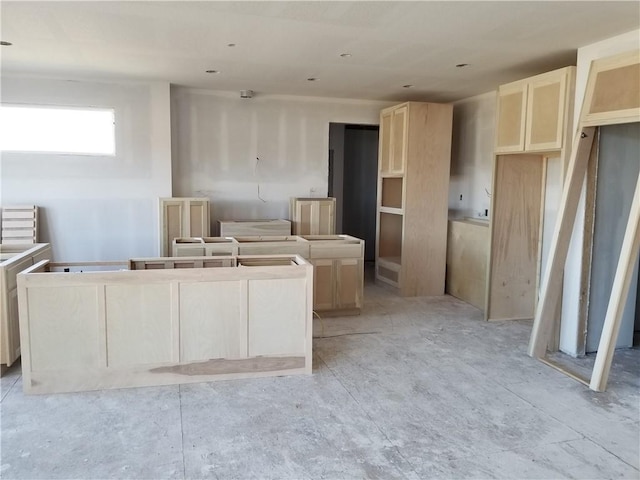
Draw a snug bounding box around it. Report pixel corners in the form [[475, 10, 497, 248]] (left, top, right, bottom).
[[17, 255, 312, 394]]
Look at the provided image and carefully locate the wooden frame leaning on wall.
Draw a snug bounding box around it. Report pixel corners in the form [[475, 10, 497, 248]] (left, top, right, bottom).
[[528, 49, 640, 392]]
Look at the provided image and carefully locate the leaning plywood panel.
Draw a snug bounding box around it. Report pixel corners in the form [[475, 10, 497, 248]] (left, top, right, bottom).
[[0, 243, 52, 369], [17, 255, 312, 394]]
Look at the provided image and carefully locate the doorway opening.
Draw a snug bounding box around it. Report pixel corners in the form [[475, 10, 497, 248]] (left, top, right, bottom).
[[328, 123, 379, 263]]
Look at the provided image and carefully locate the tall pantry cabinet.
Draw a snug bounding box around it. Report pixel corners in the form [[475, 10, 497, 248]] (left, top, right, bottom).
[[375, 101, 453, 296]]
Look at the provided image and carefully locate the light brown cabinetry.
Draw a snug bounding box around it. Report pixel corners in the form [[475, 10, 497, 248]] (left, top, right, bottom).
[[487, 66, 576, 322], [495, 67, 575, 154], [375, 101, 453, 297], [289, 197, 336, 235], [159, 197, 210, 256], [1, 243, 52, 369], [379, 106, 408, 174]]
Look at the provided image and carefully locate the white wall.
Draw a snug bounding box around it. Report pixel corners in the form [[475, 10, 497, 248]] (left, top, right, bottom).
[[560, 28, 640, 355], [171, 88, 388, 229], [0, 77, 172, 261], [449, 91, 496, 219]]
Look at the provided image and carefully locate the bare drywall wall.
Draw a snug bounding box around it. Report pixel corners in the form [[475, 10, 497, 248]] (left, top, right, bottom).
[[171, 88, 387, 226], [560, 28, 640, 356], [0, 77, 172, 261], [449, 91, 496, 219]]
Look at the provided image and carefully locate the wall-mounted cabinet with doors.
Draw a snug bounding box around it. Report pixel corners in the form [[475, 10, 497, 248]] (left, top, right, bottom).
[[375, 101, 453, 297], [495, 66, 575, 155], [486, 66, 576, 325]]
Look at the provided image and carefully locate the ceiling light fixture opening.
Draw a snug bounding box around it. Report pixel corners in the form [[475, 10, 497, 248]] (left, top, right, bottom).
[[456, 63, 469, 68], [340, 53, 352, 58], [307, 77, 318, 82], [227, 43, 236, 47], [0, 41, 12, 46], [205, 70, 220, 74], [402, 84, 414, 88]]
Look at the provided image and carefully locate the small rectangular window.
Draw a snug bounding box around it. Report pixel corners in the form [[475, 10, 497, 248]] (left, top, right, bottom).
[[0, 105, 115, 155]]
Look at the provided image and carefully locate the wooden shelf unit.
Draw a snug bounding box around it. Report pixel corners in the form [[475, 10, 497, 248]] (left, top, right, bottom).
[[487, 66, 576, 322], [375, 101, 453, 296]]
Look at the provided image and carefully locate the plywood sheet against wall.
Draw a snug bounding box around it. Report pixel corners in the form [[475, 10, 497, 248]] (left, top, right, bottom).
[[488, 154, 543, 321]]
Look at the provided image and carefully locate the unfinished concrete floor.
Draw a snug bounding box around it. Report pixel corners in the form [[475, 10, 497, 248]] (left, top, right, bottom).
[[1, 277, 638, 479]]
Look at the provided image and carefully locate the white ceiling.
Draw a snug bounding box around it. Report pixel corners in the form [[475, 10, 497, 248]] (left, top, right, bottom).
[[1, 1, 639, 103]]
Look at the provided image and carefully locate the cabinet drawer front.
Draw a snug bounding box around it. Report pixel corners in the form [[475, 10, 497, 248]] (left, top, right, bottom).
[[309, 243, 362, 259]]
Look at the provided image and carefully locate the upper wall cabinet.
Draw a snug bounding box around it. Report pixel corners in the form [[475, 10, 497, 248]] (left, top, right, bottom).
[[379, 105, 408, 174], [495, 66, 575, 154], [159, 197, 210, 256]]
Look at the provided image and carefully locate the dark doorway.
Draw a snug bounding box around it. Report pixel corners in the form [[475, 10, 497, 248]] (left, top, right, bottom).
[[328, 123, 379, 262]]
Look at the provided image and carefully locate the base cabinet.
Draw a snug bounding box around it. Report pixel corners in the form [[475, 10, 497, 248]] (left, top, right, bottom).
[[1, 243, 52, 368], [311, 258, 363, 314], [17, 255, 313, 394]]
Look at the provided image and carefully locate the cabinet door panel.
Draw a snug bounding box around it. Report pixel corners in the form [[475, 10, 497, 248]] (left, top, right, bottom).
[[495, 84, 527, 153], [187, 200, 210, 238], [312, 259, 335, 311], [391, 106, 407, 173], [336, 259, 362, 309], [379, 112, 392, 174], [526, 74, 565, 151]]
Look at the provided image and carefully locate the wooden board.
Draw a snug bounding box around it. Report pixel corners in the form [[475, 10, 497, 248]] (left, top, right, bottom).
[[446, 219, 489, 310], [218, 219, 291, 237], [1, 206, 38, 244], [0, 243, 52, 368], [487, 154, 543, 321], [17, 255, 312, 394]]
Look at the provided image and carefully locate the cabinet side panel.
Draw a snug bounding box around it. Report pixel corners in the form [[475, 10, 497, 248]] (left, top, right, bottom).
[[488, 154, 543, 320], [446, 221, 488, 310], [403, 103, 453, 296], [180, 281, 245, 361]]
